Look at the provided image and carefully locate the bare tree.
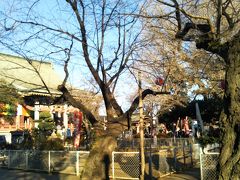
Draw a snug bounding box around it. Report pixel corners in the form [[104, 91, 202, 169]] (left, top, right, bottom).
[[140, 0, 240, 179], [0, 0, 169, 178], [133, 17, 224, 121]]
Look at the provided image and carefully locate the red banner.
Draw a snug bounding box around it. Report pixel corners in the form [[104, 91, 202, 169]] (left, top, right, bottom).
[[73, 111, 83, 148]]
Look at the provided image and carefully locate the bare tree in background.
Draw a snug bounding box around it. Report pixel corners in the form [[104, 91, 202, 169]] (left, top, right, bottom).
[[135, 7, 225, 117], [140, 0, 240, 179]]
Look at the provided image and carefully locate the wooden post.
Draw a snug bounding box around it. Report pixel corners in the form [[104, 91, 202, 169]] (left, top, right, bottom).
[[112, 151, 115, 179], [25, 151, 28, 170], [8, 150, 10, 169], [138, 72, 145, 180], [48, 151, 51, 173], [76, 151, 80, 176]]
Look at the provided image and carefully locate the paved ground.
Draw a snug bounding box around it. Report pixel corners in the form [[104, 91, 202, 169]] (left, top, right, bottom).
[[0, 167, 200, 180], [162, 167, 200, 180], [0, 168, 80, 180]]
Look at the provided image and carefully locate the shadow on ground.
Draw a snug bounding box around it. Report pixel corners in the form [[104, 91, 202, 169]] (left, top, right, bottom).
[[0, 168, 80, 180], [161, 167, 200, 180]]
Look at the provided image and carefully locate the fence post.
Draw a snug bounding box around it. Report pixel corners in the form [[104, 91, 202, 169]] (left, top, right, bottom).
[[8, 150, 10, 169], [76, 151, 80, 176], [183, 146, 186, 168], [149, 148, 152, 178], [158, 150, 161, 175], [48, 151, 51, 173], [200, 153, 203, 180], [190, 145, 193, 166], [25, 151, 28, 170], [174, 148, 177, 171], [112, 151, 115, 179]]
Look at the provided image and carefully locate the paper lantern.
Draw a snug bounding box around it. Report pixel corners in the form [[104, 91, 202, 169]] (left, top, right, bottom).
[[155, 77, 164, 86]]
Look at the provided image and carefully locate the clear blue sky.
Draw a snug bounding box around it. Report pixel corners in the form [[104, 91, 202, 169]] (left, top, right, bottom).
[[0, 0, 143, 112]]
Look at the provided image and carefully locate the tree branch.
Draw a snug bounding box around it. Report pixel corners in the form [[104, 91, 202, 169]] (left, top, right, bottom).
[[124, 89, 170, 118], [216, 0, 223, 35], [58, 84, 97, 125], [66, 0, 103, 86], [17, 20, 82, 43], [63, 38, 73, 86], [222, 1, 234, 29], [172, 0, 181, 31]]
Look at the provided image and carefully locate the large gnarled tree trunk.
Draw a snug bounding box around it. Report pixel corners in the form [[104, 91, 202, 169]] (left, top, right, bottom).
[[172, 6, 240, 176], [59, 84, 169, 179], [218, 31, 240, 180], [195, 29, 240, 180]]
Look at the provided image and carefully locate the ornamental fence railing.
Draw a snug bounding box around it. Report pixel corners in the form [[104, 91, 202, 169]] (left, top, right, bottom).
[[0, 150, 89, 176]]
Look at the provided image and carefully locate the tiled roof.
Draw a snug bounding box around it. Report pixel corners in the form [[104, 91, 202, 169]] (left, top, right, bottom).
[[0, 53, 63, 96]]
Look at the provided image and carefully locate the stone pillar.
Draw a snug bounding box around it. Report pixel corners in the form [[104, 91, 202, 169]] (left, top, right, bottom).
[[34, 101, 40, 128], [34, 101, 40, 120], [16, 104, 22, 129]]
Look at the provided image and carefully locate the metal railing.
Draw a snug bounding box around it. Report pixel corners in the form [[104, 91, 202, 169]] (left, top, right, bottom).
[[200, 152, 219, 180], [112, 145, 193, 179], [117, 138, 192, 150], [112, 151, 140, 180], [0, 150, 89, 176], [0, 142, 196, 179]]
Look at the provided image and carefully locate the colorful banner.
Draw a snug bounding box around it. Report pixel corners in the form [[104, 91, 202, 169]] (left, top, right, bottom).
[[183, 116, 190, 135], [0, 103, 30, 117], [0, 104, 15, 116], [22, 105, 30, 116], [73, 111, 83, 148]]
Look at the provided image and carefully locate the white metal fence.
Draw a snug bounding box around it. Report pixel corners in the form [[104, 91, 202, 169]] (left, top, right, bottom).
[[200, 152, 219, 180], [112, 152, 140, 179], [111, 145, 193, 179], [0, 150, 89, 176], [199, 143, 220, 180], [0, 142, 198, 179], [117, 138, 192, 150]]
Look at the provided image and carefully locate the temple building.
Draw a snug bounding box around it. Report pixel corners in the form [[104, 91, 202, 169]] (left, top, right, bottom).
[[0, 53, 80, 143]]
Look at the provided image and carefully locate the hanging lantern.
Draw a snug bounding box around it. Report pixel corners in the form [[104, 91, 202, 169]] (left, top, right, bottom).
[[155, 77, 164, 86]]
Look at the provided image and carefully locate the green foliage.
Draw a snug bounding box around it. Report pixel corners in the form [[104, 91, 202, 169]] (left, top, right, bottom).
[[158, 97, 223, 124], [31, 128, 46, 149], [0, 79, 22, 105], [38, 111, 55, 135], [198, 133, 220, 147], [31, 112, 59, 150], [31, 128, 64, 150], [43, 138, 64, 150], [31, 128, 65, 150], [39, 111, 52, 120]]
